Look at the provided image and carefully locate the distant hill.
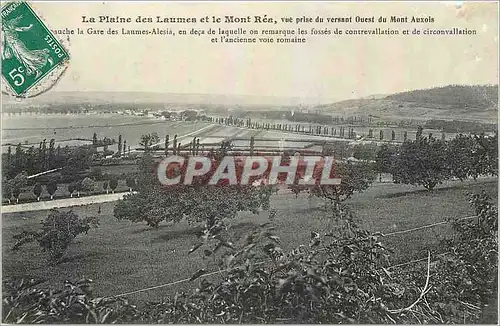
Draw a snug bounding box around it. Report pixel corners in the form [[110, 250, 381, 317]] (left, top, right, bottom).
[[3, 85, 497, 122], [384, 85, 498, 110], [317, 85, 498, 123]]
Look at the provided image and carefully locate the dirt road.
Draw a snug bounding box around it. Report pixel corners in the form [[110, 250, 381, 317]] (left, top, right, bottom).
[[1, 192, 134, 214]]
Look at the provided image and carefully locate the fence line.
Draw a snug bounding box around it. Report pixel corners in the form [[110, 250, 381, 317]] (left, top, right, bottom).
[[108, 262, 266, 299], [105, 215, 476, 299], [384, 252, 450, 270], [381, 215, 477, 238], [108, 251, 453, 299]]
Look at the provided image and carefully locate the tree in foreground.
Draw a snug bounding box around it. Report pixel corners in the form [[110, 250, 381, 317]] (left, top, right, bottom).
[[33, 183, 42, 201], [68, 180, 83, 197], [392, 136, 450, 190], [80, 177, 96, 195], [380, 132, 497, 188], [446, 133, 498, 181], [68, 181, 76, 198], [139, 133, 160, 152], [352, 143, 378, 162], [46, 180, 58, 200], [125, 177, 136, 192], [114, 150, 275, 229], [60, 146, 94, 181], [446, 134, 477, 181], [10, 172, 28, 204], [374, 144, 396, 182], [109, 176, 118, 193], [12, 187, 21, 204], [470, 132, 498, 178], [12, 209, 99, 264], [2, 177, 13, 204], [289, 161, 376, 215], [102, 181, 109, 194]]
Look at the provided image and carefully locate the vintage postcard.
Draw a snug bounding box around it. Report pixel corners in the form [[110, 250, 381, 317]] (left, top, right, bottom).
[[1, 1, 498, 324]]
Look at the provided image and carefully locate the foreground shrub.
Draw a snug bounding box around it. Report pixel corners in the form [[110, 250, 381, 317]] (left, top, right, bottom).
[[141, 196, 497, 324], [4, 194, 497, 324], [12, 209, 99, 264], [2, 278, 138, 323]]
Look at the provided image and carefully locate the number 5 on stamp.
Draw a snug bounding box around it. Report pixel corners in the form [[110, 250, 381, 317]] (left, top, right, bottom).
[[1, 1, 69, 96]]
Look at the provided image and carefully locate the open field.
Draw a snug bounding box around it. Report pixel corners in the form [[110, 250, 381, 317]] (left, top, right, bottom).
[[2, 114, 210, 149], [3, 118, 356, 206], [3, 118, 393, 205], [2, 178, 496, 304], [3, 114, 335, 155], [2, 113, 466, 154]]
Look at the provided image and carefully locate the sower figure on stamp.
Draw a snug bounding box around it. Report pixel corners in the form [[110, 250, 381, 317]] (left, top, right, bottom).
[[1, 15, 53, 78]]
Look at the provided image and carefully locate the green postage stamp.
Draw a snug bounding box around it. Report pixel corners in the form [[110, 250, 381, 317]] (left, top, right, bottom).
[[1, 1, 69, 96]]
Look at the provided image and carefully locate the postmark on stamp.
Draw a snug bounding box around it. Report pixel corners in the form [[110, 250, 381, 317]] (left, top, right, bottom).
[[1, 1, 69, 97]]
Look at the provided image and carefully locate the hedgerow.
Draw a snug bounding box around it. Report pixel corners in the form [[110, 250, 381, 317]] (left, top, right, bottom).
[[377, 132, 498, 190]]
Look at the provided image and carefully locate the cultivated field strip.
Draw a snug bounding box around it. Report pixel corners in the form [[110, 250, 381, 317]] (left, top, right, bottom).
[[167, 123, 341, 151]]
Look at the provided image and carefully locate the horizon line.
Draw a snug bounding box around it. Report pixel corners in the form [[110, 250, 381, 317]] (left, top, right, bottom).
[[3, 83, 498, 106]]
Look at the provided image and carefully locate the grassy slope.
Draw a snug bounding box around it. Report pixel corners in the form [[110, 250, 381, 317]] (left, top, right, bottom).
[[317, 85, 498, 123], [2, 178, 497, 304], [385, 85, 498, 110]]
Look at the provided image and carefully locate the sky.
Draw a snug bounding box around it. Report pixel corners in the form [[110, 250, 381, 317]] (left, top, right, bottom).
[[17, 1, 500, 102]]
